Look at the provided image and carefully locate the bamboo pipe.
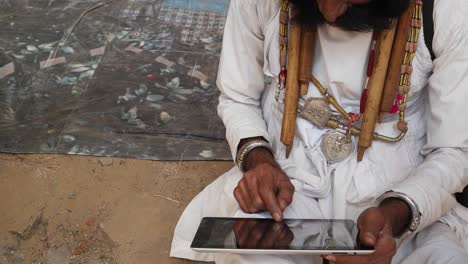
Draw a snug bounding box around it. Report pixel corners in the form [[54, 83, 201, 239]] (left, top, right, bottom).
[[357, 25, 397, 161], [299, 26, 317, 96], [281, 17, 302, 158], [379, 1, 416, 120]]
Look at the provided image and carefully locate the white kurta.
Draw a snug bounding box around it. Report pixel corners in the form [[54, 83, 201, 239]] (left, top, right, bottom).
[[171, 0, 468, 263]]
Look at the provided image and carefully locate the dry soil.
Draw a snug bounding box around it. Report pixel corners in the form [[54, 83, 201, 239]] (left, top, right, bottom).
[[0, 154, 233, 264]]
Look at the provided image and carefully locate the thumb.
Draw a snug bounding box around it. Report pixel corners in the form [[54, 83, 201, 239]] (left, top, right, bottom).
[[358, 208, 386, 247], [373, 229, 397, 258]]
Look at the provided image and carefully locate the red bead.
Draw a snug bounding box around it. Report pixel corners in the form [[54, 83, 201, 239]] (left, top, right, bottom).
[[349, 112, 360, 123], [279, 68, 287, 79], [360, 89, 368, 114], [147, 74, 156, 81], [390, 104, 399, 114], [390, 95, 404, 114], [279, 68, 287, 87]]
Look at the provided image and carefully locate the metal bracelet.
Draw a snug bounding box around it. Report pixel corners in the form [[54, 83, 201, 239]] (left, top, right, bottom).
[[236, 140, 274, 173], [376, 191, 422, 240]]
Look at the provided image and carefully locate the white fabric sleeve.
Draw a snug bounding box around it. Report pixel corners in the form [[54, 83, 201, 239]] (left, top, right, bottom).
[[216, 0, 272, 161], [392, 0, 468, 231]]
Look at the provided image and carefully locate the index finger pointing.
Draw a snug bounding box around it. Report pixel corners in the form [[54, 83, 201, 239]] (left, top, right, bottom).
[[260, 188, 283, 222]]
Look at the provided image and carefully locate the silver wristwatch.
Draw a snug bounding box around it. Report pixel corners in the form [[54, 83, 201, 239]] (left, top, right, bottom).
[[236, 139, 274, 173], [376, 191, 422, 240]]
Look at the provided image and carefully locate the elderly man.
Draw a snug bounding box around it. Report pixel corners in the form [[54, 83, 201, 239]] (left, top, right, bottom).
[[171, 0, 468, 263]]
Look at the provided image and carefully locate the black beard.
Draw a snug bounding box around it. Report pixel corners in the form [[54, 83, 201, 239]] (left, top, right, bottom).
[[289, 0, 410, 31]]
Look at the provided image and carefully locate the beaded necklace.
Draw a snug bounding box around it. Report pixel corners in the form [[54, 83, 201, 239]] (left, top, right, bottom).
[[277, 0, 422, 144]]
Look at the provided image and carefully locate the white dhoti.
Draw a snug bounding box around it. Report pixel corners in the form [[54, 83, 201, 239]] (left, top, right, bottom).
[[214, 221, 468, 264], [216, 222, 468, 264], [170, 166, 468, 263]]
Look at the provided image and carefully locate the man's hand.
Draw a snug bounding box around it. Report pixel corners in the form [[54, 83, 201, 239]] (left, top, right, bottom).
[[234, 145, 295, 222], [233, 219, 294, 249], [323, 199, 411, 263]]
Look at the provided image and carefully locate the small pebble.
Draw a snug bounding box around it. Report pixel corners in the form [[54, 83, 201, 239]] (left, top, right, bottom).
[[79, 241, 89, 253], [61, 46, 75, 54], [146, 94, 164, 102], [26, 45, 39, 53], [200, 81, 210, 89], [63, 135, 76, 143], [68, 192, 76, 200], [71, 248, 82, 255], [160, 112, 172, 123], [167, 77, 180, 88], [199, 150, 213, 158], [149, 103, 162, 110]]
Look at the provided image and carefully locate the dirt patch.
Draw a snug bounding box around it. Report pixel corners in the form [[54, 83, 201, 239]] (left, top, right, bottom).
[[0, 154, 233, 264]]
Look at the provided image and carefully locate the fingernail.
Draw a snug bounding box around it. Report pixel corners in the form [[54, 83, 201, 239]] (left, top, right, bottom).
[[325, 255, 336, 262], [273, 213, 281, 222]]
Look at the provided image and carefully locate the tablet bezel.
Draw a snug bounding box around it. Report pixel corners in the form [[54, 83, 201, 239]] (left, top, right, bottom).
[[190, 217, 376, 255]]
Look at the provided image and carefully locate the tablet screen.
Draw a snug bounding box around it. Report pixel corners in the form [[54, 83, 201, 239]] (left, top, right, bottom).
[[191, 217, 362, 251]]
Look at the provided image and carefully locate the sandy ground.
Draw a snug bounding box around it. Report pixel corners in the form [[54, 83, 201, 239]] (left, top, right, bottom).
[[0, 154, 233, 264]]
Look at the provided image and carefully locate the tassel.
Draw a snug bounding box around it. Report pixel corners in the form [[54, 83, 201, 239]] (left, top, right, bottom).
[[390, 104, 399, 114], [279, 67, 287, 88], [397, 121, 409, 132], [390, 95, 404, 114]]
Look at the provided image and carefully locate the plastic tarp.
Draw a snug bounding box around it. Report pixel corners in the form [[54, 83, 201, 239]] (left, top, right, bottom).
[[0, 0, 232, 160]]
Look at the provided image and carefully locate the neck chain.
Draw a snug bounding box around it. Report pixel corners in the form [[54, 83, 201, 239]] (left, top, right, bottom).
[[277, 0, 423, 144]]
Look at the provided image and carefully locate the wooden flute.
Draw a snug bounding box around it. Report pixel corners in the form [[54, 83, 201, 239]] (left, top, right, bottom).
[[280, 15, 303, 158]]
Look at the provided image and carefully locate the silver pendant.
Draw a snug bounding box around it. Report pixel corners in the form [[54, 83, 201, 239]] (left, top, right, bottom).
[[298, 98, 332, 128], [320, 131, 355, 164]]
